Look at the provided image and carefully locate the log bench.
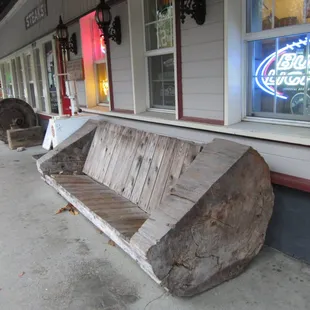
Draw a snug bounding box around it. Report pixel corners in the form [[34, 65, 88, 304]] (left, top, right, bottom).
[[37, 120, 274, 297]]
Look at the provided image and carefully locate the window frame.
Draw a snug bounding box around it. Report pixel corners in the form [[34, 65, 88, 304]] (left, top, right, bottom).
[[142, 0, 178, 113], [243, 0, 310, 124]]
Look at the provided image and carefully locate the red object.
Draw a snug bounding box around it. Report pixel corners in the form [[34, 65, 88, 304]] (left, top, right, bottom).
[[181, 116, 224, 125], [271, 172, 310, 193], [175, 1, 183, 120], [113, 109, 134, 114]]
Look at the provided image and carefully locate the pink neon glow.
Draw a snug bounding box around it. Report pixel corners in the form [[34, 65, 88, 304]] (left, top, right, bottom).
[[80, 11, 106, 62]]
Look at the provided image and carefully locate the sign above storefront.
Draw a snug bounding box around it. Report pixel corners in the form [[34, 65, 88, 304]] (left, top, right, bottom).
[[256, 37, 310, 100], [25, 0, 48, 30]]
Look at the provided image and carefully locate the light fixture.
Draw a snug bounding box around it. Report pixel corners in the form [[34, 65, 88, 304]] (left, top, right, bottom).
[[95, 0, 121, 45], [56, 16, 78, 55], [180, 0, 206, 25]]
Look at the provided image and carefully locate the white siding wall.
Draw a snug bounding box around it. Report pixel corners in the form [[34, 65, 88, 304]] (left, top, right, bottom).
[[181, 0, 224, 121], [110, 2, 134, 111]]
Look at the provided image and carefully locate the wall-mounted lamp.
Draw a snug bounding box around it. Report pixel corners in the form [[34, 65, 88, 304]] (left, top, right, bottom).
[[95, 0, 122, 45], [180, 0, 206, 25], [56, 16, 78, 55]]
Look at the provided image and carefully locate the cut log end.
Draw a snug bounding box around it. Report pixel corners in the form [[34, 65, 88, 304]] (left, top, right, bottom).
[[144, 142, 274, 296]]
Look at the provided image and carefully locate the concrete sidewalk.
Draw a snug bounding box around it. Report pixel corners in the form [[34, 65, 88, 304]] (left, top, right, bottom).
[[0, 141, 309, 310]]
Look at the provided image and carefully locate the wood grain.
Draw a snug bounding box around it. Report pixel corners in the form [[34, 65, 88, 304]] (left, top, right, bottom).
[[147, 138, 176, 212], [103, 126, 129, 186], [122, 132, 149, 200], [138, 136, 169, 212], [113, 130, 143, 195], [83, 122, 108, 177], [97, 124, 124, 183], [53, 175, 148, 239], [109, 128, 140, 192], [130, 134, 159, 204], [7, 126, 43, 150]]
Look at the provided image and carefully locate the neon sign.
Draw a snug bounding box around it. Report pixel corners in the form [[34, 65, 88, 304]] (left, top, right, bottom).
[[256, 38, 310, 99]]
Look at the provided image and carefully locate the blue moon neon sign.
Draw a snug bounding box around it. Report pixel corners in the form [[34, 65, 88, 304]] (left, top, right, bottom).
[[255, 37, 310, 100]]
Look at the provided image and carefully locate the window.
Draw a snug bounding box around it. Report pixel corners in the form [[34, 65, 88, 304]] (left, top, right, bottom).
[[34, 48, 46, 111], [25, 54, 36, 108], [92, 17, 109, 105], [44, 41, 58, 114], [11, 59, 19, 98], [246, 0, 310, 121], [3, 62, 13, 98], [247, 0, 309, 32], [16, 57, 26, 101], [144, 0, 176, 110]]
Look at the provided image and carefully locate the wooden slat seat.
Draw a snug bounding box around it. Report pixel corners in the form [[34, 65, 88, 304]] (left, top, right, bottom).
[[52, 174, 149, 239]]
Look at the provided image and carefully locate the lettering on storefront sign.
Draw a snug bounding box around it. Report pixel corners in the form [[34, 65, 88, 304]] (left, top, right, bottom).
[[25, 1, 48, 30], [255, 38, 310, 99], [67, 59, 84, 81]]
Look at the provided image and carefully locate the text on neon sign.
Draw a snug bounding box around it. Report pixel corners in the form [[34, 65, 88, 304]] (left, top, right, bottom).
[[256, 38, 310, 99]]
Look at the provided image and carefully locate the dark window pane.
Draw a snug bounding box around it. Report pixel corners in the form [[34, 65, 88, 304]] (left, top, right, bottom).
[[148, 54, 175, 109]]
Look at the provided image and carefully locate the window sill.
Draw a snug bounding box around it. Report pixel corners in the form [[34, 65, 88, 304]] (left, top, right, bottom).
[[81, 107, 310, 147], [37, 111, 59, 119]]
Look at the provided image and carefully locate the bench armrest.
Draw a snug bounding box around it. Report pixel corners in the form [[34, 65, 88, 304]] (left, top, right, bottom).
[[37, 120, 99, 176]]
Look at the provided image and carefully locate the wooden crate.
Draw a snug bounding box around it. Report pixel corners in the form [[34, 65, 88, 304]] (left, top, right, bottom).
[[7, 126, 43, 150]]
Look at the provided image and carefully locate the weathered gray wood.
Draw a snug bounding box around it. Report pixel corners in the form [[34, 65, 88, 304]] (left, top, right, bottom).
[[104, 127, 131, 187], [87, 123, 111, 180], [113, 130, 143, 195], [130, 134, 159, 204], [161, 141, 189, 204], [7, 126, 43, 150], [138, 136, 169, 212], [133, 139, 274, 297], [44, 174, 160, 284], [37, 120, 98, 175], [53, 175, 149, 239], [122, 132, 149, 200], [147, 138, 176, 212], [40, 122, 274, 298], [82, 122, 108, 177], [97, 124, 124, 183], [180, 143, 202, 175], [109, 127, 139, 192]]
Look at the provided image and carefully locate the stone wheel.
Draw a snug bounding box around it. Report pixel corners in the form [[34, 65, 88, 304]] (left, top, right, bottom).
[[0, 98, 37, 143]]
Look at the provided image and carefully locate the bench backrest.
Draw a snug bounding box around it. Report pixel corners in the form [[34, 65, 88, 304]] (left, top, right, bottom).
[[83, 122, 202, 214]]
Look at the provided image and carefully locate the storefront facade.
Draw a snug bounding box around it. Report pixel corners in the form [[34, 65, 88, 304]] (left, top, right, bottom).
[[0, 0, 309, 262]]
